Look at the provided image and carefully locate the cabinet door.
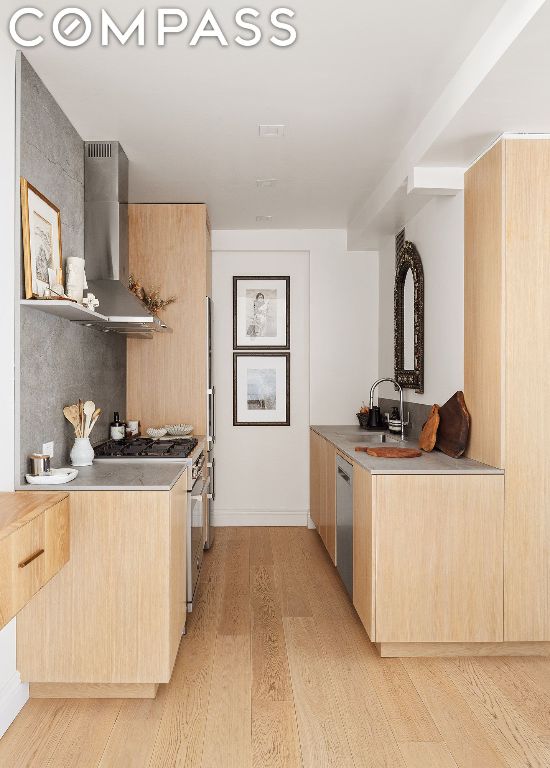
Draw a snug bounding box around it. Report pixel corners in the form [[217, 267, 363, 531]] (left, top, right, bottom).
[[375, 475, 504, 643], [464, 140, 504, 468], [324, 443, 336, 564], [352, 465, 375, 639], [309, 431, 322, 529]]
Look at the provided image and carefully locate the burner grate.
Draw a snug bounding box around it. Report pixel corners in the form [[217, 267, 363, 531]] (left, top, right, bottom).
[[94, 436, 198, 459]]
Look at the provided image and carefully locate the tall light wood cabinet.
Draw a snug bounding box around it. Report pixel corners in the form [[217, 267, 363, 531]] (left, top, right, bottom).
[[465, 138, 550, 641], [127, 204, 211, 433]]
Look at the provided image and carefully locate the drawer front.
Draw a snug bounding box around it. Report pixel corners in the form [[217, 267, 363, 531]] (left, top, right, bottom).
[[43, 498, 70, 581], [0, 498, 69, 628]]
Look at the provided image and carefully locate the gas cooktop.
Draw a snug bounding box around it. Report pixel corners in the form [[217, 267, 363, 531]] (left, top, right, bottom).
[[94, 437, 198, 459]]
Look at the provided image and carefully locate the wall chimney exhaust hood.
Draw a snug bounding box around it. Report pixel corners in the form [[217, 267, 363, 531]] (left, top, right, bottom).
[[83, 141, 170, 335]]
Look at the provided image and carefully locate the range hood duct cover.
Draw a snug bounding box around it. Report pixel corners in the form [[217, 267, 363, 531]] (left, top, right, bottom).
[[84, 140, 167, 330]]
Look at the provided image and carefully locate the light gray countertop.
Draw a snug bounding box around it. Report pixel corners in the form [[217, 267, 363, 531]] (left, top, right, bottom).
[[311, 425, 503, 475], [19, 461, 188, 491]]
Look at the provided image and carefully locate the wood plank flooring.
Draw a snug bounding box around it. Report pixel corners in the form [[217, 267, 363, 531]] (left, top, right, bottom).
[[2, 526, 550, 767]]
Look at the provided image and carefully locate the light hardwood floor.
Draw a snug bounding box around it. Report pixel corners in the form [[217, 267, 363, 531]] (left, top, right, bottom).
[[2, 527, 550, 767]]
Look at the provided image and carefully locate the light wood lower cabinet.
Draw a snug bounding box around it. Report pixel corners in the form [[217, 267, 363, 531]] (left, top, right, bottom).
[[0, 494, 69, 630], [352, 465, 374, 639], [309, 431, 322, 530], [310, 431, 336, 563], [351, 465, 505, 644], [321, 441, 336, 563], [17, 473, 187, 693]]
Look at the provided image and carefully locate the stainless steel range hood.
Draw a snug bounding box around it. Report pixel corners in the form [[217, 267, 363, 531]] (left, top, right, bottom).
[[83, 141, 170, 335]]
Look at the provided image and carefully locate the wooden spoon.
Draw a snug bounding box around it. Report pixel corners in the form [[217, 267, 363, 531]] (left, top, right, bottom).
[[78, 400, 84, 438], [83, 400, 95, 438], [63, 404, 80, 435], [87, 408, 101, 437]]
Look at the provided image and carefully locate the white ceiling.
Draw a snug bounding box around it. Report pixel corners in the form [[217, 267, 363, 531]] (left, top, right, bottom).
[[422, 0, 550, 166], [21, 0, 508, 229]]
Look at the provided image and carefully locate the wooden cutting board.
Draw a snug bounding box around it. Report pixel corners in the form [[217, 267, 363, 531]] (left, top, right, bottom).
[[419, 404, 440, 452], [355, 446, 422, 459], [436, 391, 471, 458]]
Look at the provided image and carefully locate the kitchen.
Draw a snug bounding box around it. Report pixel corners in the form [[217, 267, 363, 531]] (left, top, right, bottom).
[[2, 2, 550, 766]]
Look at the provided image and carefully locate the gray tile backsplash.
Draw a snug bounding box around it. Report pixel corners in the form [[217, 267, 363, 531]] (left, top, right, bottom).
[[378, 397, 433, 439], [18, 55, 126, 474]]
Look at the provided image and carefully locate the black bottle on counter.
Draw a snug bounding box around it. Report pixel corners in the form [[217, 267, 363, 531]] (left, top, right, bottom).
[[110, 412, 125, 441]]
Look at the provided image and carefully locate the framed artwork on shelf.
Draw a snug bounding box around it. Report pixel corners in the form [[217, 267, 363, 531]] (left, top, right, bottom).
[[233, 352, 290, 426], [20, 177, 62, 299], [233, 276, 290, 350]]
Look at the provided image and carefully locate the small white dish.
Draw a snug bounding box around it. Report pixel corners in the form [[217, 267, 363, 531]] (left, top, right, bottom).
[[165, 424, 193, 436], [147, 427, 168, 438], [25, 468, 78, 485]]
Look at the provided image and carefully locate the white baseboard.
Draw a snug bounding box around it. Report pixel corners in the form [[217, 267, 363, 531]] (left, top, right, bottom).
[[0, 672, 29, 739], [211, 508, 308, 527], [307, 515, 317, 530]]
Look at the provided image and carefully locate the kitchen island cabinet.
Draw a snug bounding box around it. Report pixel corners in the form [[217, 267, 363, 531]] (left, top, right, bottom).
[[16, 470, 187, 698]]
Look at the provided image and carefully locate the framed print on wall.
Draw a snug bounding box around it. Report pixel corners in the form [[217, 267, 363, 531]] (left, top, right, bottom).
[[20, 178, 62, 299], [233, 276, 290, 350], [233, 352, 290, 426]]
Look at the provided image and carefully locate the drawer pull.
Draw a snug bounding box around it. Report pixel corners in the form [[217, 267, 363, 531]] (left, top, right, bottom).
[[18, 549, 44, 568]]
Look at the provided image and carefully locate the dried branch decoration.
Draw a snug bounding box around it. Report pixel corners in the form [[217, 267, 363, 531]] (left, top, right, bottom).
[[129, 274, 176, 314]]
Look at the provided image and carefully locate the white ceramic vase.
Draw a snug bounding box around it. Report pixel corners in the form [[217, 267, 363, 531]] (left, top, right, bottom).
[[70, 437, 94, 467], [66, 257, 86, 302]]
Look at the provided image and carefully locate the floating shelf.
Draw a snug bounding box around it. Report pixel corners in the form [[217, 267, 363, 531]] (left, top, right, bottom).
[[20, 299, 109, 323]]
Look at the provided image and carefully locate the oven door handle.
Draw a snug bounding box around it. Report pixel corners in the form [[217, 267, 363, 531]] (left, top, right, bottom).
[[190, 475, 207, 500], [207, 458, 215, 501]]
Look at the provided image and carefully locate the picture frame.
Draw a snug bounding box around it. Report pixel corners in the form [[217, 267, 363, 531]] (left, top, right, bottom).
[[233, 276, 290, 350], [20, 177, 63, 299], [233, 352, 290, 426]]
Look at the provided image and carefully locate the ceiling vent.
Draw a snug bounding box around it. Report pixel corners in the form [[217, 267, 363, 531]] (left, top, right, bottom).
[[258, 124, 285, 138], [256, 178, 277, 188]]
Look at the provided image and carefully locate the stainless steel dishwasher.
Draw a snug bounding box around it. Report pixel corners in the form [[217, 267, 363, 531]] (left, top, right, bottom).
[[336, 454, 353, 598]]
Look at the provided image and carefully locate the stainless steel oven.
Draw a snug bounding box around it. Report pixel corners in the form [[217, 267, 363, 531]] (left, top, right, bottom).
[[187, 449, 209, 611]]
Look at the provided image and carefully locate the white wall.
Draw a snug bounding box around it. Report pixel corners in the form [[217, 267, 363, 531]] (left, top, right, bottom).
[[0, 46, 29, 738], [211, 230, 378, 525], [212, 250, 310, 525], [378, 194, 464, 405]]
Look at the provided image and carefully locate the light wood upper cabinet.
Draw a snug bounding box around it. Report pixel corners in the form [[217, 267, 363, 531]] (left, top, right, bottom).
[[464, 140, 504, 469], [127, 204, 211, 433], [465, 138, 550, 641], [17, 474, 187, 686]]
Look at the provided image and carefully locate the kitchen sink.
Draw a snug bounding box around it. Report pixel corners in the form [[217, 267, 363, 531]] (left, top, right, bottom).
[[353, 434, 400, 444]]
